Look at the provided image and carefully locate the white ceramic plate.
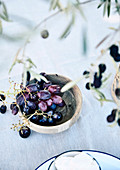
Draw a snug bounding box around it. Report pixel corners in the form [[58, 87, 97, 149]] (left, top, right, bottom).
[[35, 150, 120, 170]]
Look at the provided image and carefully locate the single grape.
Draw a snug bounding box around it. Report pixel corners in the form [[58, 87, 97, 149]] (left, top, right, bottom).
[[30, 93, 38, 101], [0, 105, 7, 114], [38, 115, 48, 125], [43, 81, 52, 89], [27, 101, 36, 110], [12, 106, 19, 115], [19, 126, 31, 138], [16, 94, 25, 106], [45, 99, 53, 106], [24, 93, 30, 100], [47, 110, 54, 117], [49, 103, 57, 110], [53, 112, 62, 121], [37, 90, 51, 100], [38, 101, 47, 111], [23, 106, 30, 115], [41, 30, 49, 39], [109, 45, 118, 57], [30, 115, 39, 124], [48, 117, 54, 124], [0, 94, 6, 101], [99, 64, 106, 73], [10, 102, 16, 110], [48, 85, 61, 94], [58, 100, 65, 107], [115, 88, 120, 98], [51, 95, 62, 104], [107, 114, 115, 123], [26, 84, 39, 93]]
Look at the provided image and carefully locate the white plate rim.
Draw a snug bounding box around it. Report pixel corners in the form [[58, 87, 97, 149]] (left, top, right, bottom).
[[35, 150, 120, 170]]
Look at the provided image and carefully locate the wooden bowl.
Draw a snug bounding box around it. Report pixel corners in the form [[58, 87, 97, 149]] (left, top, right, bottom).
[[19, 74, 82, 134]]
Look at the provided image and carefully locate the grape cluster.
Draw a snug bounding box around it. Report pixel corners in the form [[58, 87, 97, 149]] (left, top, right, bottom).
[[84, 63, 106, 90], [109, 44, 120, 62], [107, 109, 120, 126], [10, 72, 66, 137], [0, 94, 7, 114]]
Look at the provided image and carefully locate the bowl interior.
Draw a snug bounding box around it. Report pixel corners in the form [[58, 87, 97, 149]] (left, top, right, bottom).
[[44, 74, 77, 125]]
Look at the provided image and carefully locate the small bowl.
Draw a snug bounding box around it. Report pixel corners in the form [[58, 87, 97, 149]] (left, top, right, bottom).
[[19, 74, 82, 134]]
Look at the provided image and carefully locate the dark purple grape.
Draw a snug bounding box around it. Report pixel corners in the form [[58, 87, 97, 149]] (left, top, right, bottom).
[[10, 102, 16, 110], [0, 105, 7, 114], [20, 83, 24, 89], [38, 115, 48, 125], [48, 117, 54, 124], [23, 106, 30, 115], [48, 85, 61, 94], [45, 99, 53, 106], [0, 94, 6, 101], [99, 64, 106, 73], [27, 101, 36, 110], [19, 126, 31, 138], [12, 106, 19, 115], [47, 110, 54, 117], [43, 81, 52, 89], [49, 103, 56, 110], [38, 101, 47, 111], [26, 84, 39, 93], [30, 115, 39, 124], [115, 88, 120, 98], [37, 90, 51, 100], [30, 94, 38, 101], [109, 45, 118, 57], [53, 112, 62, 121], [16, 94, 25, 106], [51, 95, 62, 104], [58, 100, 65, 107], [24, 93, 30, 100], [107, 114, 115, 123]]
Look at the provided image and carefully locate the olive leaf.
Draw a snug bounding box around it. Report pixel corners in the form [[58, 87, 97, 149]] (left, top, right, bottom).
[[60, 12, 75, 39], [9, 48, 21, 73], [27, 69, 48, 83], [107, 0, 111, 17], [26, 58, 37, 68], [61, 77, 82, 93], [74, 3, 86, 20], [49, 0, 63, 11], [92, 88, 113, 106], [102, 73, 111, 83], [0, 1, 10, 22]]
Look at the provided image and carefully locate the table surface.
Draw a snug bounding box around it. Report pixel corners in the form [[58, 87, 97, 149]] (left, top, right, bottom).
[[0, 0, 120, 170]]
